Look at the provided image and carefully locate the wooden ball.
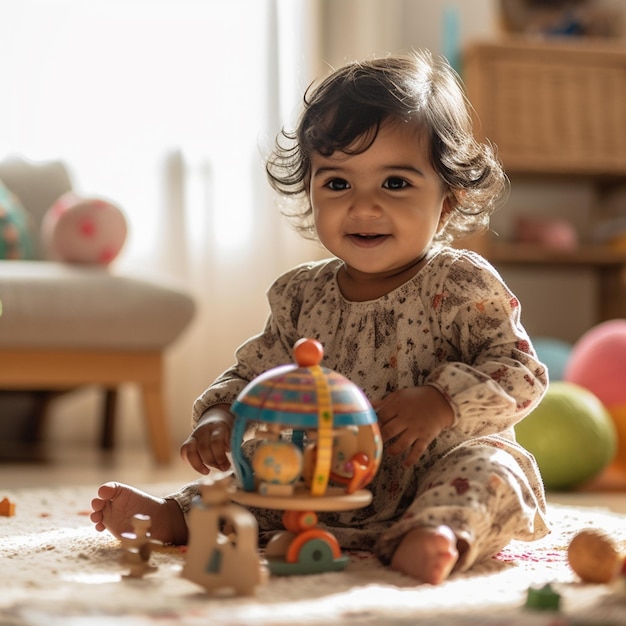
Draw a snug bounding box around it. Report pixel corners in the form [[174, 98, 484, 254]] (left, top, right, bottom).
[[293, 338, 323, 367], [567, 528, 622, 584]]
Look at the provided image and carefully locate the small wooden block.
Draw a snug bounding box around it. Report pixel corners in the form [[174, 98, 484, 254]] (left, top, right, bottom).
[[0, 497, 15, 517]]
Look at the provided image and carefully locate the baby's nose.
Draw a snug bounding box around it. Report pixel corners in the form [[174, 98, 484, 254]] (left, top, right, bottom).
[[349, 191, 382, 217]]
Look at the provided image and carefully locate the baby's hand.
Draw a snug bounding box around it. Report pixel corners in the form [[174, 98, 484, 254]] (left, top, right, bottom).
[[372, 386, 454, 468], [180, 405, 233, 474]]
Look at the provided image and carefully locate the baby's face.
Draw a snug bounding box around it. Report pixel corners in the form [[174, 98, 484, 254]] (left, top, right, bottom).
[[309, 120, 448, 292]]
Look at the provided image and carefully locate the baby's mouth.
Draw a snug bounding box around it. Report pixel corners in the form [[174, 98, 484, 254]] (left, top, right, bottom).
[[351, 233, 385, 240], [346, 233, 388, 246]]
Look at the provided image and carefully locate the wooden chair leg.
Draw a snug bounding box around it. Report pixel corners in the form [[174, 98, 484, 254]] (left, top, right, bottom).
[[141, 384, 172, 464], [101, 388, 118, 450], [30, 391, 53, 442]]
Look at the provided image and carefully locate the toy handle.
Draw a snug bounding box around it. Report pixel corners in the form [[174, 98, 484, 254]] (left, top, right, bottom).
[[345, 453, 370, 494], [230, 418, 255, 491]]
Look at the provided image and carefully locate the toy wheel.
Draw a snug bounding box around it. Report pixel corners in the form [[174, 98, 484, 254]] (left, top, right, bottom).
[[286, 528, 340, 563], [295, 537, 336, 568]]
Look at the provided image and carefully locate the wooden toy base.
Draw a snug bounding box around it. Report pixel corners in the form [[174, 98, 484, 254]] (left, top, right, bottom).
[[231, 486, 372, 575], [266, 549, 350, 575], [231, 485, 372, 511]]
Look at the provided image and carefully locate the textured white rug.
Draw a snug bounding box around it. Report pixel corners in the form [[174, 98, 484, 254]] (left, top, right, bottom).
[[1, 482, 626, 625]]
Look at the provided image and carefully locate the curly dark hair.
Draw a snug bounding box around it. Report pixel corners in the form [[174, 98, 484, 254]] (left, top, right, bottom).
[[265, 50, 507, 245]]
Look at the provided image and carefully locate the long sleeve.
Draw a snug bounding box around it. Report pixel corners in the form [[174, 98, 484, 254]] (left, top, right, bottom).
[[424, 250, 548, 440]]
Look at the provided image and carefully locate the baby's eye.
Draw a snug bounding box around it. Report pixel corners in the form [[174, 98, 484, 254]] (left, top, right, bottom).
[[325, 178, 350, 191], [383, 177, 409, 190]]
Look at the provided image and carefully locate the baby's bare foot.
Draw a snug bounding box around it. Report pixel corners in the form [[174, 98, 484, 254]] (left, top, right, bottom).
[[390, 525, 459, 584], [90, 482, 187, 545]]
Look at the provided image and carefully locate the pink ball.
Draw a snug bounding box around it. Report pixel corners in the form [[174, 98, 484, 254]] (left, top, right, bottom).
[[42, 192, 127, 265], [564, 320, 626, 407]]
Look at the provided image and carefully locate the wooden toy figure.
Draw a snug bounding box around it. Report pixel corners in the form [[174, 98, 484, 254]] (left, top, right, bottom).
[[181, 476, 267, 596], [229, 338, 383, 575], [120, 514, 162, 578], [0, 497, 15, 516]]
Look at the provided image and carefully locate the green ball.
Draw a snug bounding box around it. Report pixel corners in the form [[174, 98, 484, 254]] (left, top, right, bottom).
[[515, 381, 617, 491]]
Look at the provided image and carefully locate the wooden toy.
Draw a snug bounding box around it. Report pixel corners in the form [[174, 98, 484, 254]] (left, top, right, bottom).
[[0, 497, 15, 516], [229, 338, 383, 575], [567, 528, 623, 584], [181, 476, 267, 595], [120, 514, 162, 578]]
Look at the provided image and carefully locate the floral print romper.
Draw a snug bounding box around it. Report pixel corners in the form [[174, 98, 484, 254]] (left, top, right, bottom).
[[171, 247, 550, 571]]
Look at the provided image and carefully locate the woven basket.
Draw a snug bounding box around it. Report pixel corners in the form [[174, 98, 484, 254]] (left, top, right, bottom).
[[463, 38, 626, 176]]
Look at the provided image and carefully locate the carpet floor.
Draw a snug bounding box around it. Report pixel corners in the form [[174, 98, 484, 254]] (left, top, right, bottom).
[[1, 482, 626, 625]]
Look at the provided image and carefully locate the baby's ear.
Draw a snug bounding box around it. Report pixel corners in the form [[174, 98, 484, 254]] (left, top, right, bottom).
[[438, 193, 455, 228]]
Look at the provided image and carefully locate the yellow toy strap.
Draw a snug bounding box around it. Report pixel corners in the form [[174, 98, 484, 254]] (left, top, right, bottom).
[[310, 364, 333, 496]]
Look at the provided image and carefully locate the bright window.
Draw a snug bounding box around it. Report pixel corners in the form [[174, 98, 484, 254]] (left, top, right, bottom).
[[0, 0, 284, 258]]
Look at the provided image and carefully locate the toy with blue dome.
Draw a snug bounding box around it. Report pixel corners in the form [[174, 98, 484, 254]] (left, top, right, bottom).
[[229, 338, 382, 574]]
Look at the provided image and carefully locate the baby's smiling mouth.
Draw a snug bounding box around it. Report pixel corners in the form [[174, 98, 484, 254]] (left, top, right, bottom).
[[347, 233, 388, 246], [351, 233, 385, 239]]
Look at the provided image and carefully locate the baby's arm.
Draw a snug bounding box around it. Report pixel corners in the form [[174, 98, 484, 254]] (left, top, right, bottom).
[[428, 252, 548, 437], [375, 252, 548, 468]]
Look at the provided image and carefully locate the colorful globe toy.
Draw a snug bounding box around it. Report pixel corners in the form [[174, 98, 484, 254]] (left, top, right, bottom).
[[230, 338, 382, 497], [229, 338, 383, 575]]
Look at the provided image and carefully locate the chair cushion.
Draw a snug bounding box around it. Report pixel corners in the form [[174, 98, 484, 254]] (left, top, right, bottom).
[[0, 261, 195, 350]]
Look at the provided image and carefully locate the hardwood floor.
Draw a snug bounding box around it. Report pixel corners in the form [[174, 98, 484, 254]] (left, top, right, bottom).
[[2, 442, 625, 514], [0, 443, 197, 490], [549, 490, 626, 514]]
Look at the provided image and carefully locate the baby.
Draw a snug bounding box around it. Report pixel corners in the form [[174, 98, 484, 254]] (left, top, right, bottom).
[[92, 50, 550, 585]]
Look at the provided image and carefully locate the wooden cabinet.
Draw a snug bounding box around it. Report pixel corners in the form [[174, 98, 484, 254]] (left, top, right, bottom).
[[464, 38, 626, 177], [462, 38, 626, 327]]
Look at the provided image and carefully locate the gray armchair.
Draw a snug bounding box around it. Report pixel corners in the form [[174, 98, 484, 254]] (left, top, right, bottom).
[[0, 158, 195, 463]]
